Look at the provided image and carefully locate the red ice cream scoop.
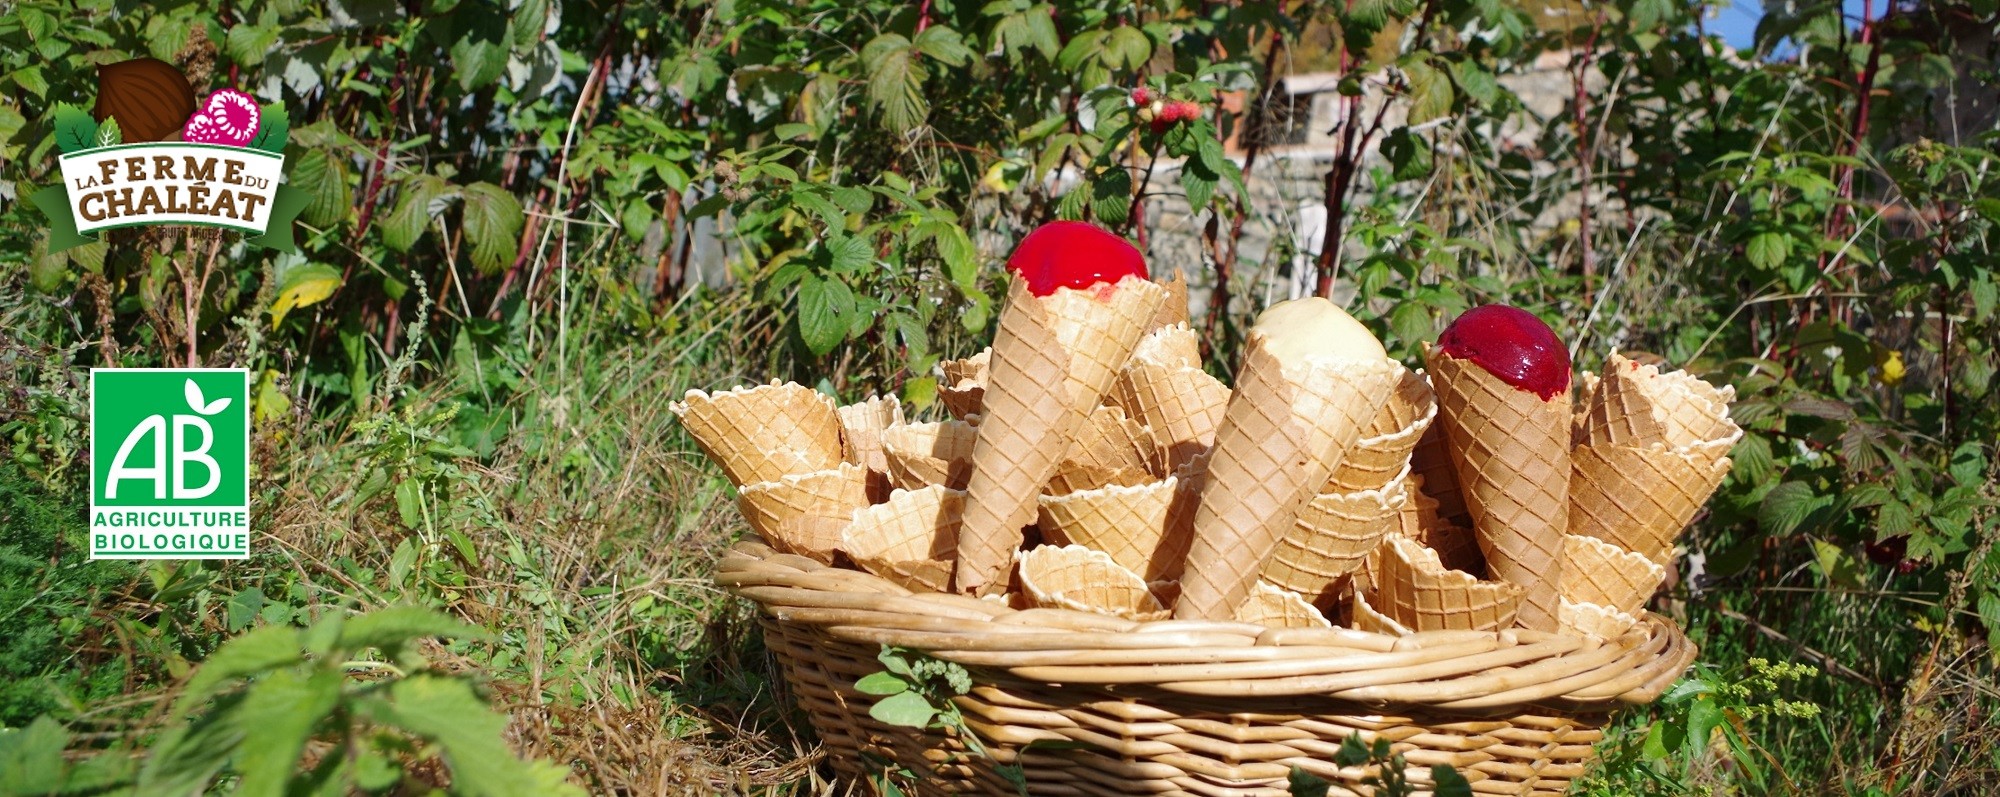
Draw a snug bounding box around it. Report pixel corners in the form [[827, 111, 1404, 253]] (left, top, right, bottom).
[[1436, 305, 1571, 400], [1005, 221, 1149, 297]]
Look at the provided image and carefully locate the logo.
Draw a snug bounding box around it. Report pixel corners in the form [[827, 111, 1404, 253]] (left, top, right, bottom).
[[28, 58, 306, 253], [90, 369, 251, 560]]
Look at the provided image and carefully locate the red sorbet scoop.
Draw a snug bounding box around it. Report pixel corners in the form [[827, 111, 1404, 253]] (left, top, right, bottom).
[[1436, 305, 1572, 400], [1005, 221, 1149, 297]]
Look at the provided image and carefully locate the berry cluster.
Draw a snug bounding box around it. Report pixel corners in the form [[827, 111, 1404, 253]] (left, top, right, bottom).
[[1132, 87, 1202, 134]]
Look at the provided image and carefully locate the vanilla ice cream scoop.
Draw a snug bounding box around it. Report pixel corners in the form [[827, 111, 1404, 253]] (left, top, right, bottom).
[[1249, 297, 1386, 368]]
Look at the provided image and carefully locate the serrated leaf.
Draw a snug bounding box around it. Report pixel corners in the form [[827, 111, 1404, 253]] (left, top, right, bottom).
[[1382, 126, 1432, 180], [225, 24, 280, 66], [369, 675, 587, 797], [1746, 231, 1790, 270], [51, 103, 96, 153], [462, 182, 524, 276], [863, 33, 928, 134], [270, 264, 343, 329], [796, 275, 854, 356], [1401, 56, 1452, 125], [381, 175, 456, 252], [1287, 765, 1331, 797], [867, 690, 937, 728], [227, 667, 344, 796], [451, 29, 511, 91], [825, 233, 873, 273], [1876, 500, 1915, 541], [0, 717, 70, 795], [913, 25, 974, 66], [1103, 26, 1151, 70], [1811, 538, 1865, 588], [338, 605, 487, 660], [171, 626, 304, 719], [289, 149, 353, 229], [1759, 481, 1823, 537], [1091, 169, 1132, 226], [250, 102, 290, 153], [1684, 697, 1724, 760], [1432, 765, 1473, 797], [95, 116, 122, 147]]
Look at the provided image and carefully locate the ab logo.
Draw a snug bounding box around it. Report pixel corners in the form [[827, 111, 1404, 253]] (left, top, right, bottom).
[[90, 369, 251, 559]]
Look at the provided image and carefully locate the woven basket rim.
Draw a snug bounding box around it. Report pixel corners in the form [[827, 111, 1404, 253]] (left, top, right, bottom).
[[718, 539, 1696, 708]]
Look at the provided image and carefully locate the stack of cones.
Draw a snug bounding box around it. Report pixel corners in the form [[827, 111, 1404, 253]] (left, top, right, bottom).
[[1371, 536, 1524, 632], [1046, 405, 1159, 494], [938, 349, 990, 420], [674, 383, 866, 561], [1325, 370, 1436, 492], [956, 278, 1168, 596], [1569, 352, 1741, 564], [1350, 589, 1411, 636], [838, 394, 904, 501], [1037, 474, 1197, 583], [1236, 581, 1333, 629], [1175, 336, 1402, 620], [1016, 545, 1172, 622], [841, 485, 964, 593], [1261, 466, 1411, 609], [1109, 324, 1231, 472], [1424, 346, 1572, 631], [882, 420, 978, 491], [1558, 533, 1664, 614]]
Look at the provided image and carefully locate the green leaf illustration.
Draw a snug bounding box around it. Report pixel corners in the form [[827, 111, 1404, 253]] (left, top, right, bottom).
[[94, 116, 122, 147], [250, 101, 290, 153], [51, 103, 97, 153]]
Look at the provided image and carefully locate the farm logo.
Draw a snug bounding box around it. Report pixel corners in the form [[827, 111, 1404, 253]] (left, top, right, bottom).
[[28, 57, 306, 252], [90, 369, 251, 560]]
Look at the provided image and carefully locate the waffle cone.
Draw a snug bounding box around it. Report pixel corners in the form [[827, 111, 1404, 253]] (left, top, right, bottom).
[[1049, 405, 1161, 492], [1175, 339, 1402, 620], [1578, 352, 1740, 451], [672, 382, 843, 486], [838, 394, 903, 501], [1559, 534, 1665, 614], [1037, 475, 1196, 582], [882, 420, 977, 491], [1016, 545, 1171, 621], [937, 349, 990, 419], [957, 277, 1169, 595], [1112, 360, 1230, 473], [841, 485, 964, 593], [1324, 370, 1436, 493], [735, 463, 872, 562], [1374, 536, 1524, 632], [1392, 473, 1442, 538], [1424, 346, 1571, 631], [1357, 521, 1483, 595], [1559, 598, 1640, 639], [1409, 419, 1472, 529], [1237, 581, 1333, 629], [1569, 442, 1732, 564], [1351, 589, 1412, 636], [1149, 271, 1191, 331], [1261, 466, 1411, 608]]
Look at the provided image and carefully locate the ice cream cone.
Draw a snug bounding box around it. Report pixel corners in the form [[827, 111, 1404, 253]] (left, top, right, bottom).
[[1324, 370, 1436, 493], [1424, 345, 1570, 631], [1036, 475, 1196, 582], [1175, 339, 1402, 620], [735, 462, 872, 562], [1260, 465, 1411, 609], [1374, 536, 1524, 632], [1578, 352, 1739, 451], [1110, 356, 1230, 473], [882, 420, 978, 491], [937, 349, 990, 420], [1351, 589, 1411, 636], [1048, 404, 1161, 493], [1569, 442, 1732, 564], [1409, 420, 1473, 529], [1016, 545, 1171, 621], [1559, 598, 1640, 639], [841, 485, 964, 593], [838, 394, 903, 501], [1237, 581, 1333, 629], [1149, 270, 1190, 331], [1392, 473, 1442, 538], [1558, 534, 1665, 614], [957, 277, 1169, 595], [672, 382, 843, 486]]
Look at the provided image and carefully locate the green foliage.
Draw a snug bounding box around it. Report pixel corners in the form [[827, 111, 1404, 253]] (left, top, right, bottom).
[[0, 464, 136, 726], [1286, 733, 1472, 797]]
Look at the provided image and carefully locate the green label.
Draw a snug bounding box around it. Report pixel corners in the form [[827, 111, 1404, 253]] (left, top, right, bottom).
[[89, 369, 251, 559]]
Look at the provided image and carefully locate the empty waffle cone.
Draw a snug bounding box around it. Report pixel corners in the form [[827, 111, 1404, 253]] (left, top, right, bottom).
[[842, 485, 964, 593], [1237, 581, 1333, 629], [1037, 475, 1196, 582], [1112, 360, 1230, 473], [1559, 534, 1665, 614], [1578, 352, 1739, 451], [1393, 473, 1443, 538], [1149, 271, 1191, 331], [882, 420, 977, 491], [1409, 420, 1472, 529], [735, 463, 872, 562], [1569, 442, 1733, 564], [1176, 339, 1402, 620], [938, 349, 990, 420], [1016, 545, 1171, 622], [1559, 598, 1641, 639], [1324, 370, 1437, 493], [1261, 465, 1412, 609], [1375, 536, 1524, 632], [1351, 589, 1412, 636], [1048, 404, 1161, 493], [672, 382, 843, 486], [1424, 345, 1570, 631], [957, 277, 1169, 596], [839, 394, 903, 501]]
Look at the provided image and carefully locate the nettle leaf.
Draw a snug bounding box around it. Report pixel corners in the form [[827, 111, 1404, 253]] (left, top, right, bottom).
[[337, 605, 487, 660], [382, 175, 457, 252], [463, 182, 525, 276], [250, 102, 290, 153], [373, 675, 586, 797], [51, 103, 97, 153], [1400, 56, 1452, 125], [227, 667, 345, 796], [172, 626, 304, 718], [913, 25, 974, 66], [864, 33, 928, 134], [1759, 480, 1826, 537]]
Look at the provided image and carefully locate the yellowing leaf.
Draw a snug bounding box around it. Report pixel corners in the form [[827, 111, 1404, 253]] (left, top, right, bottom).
[[270, 264, 343, 329]]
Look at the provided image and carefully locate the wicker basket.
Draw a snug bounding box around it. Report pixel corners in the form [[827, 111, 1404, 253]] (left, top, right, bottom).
[[718, 540, 1697, 796]]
